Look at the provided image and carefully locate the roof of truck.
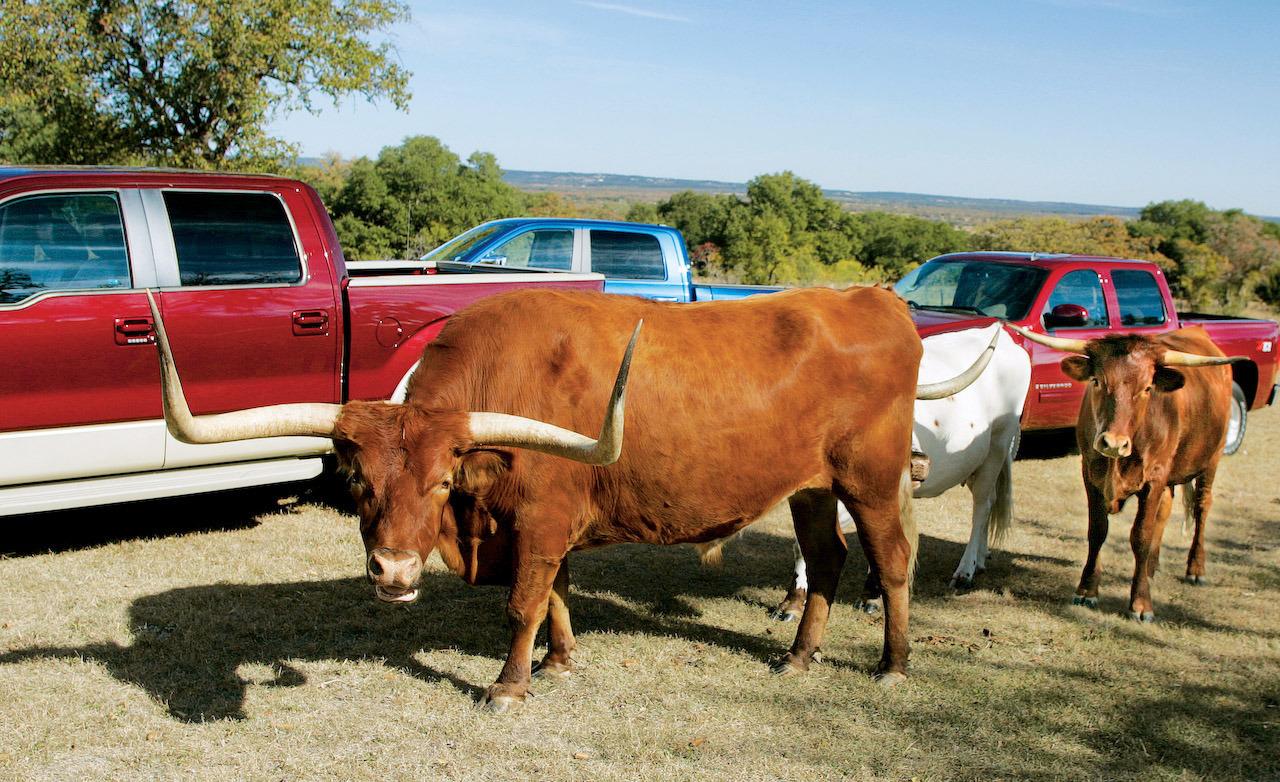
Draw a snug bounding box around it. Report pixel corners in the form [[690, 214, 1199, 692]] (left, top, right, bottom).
[[0, 166, 296, 189]]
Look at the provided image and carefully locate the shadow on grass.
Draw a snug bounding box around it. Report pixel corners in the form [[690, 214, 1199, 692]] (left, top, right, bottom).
[[0, 483, 327, 558], [0, 529, 1058, 723]]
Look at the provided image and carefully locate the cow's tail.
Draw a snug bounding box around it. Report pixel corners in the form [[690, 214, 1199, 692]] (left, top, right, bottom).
[[1181, 480, 1196, 537], [900, 466, 919, 586], [695, 533, 738, 567], [987, 428, 1019, 548]]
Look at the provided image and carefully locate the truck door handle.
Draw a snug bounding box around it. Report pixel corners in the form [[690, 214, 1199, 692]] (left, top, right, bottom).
[[292, 309, 330, 336], [114, 316, 155, 345]]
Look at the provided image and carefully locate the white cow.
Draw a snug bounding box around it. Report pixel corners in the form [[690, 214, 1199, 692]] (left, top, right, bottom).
[[773, 322, 1031, 620]]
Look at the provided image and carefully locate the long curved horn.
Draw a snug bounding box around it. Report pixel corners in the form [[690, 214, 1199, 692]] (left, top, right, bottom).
[[1006, 323, 1088, 354], [468, 320, 642, 465], [1160, 349, 1247, 367], [147, 290, 342, 443], [916, 325, 1001, 400]]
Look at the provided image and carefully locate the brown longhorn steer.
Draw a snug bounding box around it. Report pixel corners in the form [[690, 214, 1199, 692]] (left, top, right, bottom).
[[1012, 325, 1243, 622], [148, 287, 992, 711]]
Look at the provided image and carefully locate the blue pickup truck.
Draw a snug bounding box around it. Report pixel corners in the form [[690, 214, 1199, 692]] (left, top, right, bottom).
[[419, 218, 781, 301]]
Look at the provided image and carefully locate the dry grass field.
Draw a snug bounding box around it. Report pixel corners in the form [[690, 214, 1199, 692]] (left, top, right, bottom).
[[2, 413, 1278, 781]]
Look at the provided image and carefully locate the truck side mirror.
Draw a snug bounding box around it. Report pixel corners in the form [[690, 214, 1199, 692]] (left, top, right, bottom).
[[1044, 303, 1088, 329]]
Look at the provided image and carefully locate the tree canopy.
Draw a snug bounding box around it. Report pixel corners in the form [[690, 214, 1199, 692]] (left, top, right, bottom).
[[0, 0, 410, 167]]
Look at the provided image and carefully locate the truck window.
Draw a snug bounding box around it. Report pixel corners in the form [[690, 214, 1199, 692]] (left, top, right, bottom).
[[1112, 269, 1167, 326], [0, 193, 130, 305], [590, 231, 666, 280], [895, 260, 1045, 319], [164, 192, 302, 286], [479, 229, 573, 270], [1044, 270, 1108, 328]]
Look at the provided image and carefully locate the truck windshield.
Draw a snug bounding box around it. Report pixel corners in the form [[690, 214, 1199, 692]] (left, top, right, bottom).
[[895, 260, 1048, 320], [421, 223, 506, 263]]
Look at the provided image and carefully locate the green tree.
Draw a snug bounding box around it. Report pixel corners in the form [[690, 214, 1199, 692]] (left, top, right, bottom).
[[0, 0, 410, 167], [324, 136, 528, 260]]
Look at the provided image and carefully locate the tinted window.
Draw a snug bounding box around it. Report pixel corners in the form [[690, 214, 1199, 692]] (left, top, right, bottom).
[[165, 192, 301, 286], [895, 260, 1047, 320], [480, 229, 573, 270], [590, 231, 665, 280], [1044, 270, 1108, 328], [422, 223, 505, 262], [0, 193, 130, 304], [1112, 269, 1167, 326]]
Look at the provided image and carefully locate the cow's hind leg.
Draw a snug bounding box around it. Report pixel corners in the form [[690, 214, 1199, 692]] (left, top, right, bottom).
[[770, 542, 808, 622], [952, 451, 1005, 589], [534, 558, 575, 678], [836, 469, 915, 684], [1185, 468, 1216, 584], [774, 489, 843, 675]]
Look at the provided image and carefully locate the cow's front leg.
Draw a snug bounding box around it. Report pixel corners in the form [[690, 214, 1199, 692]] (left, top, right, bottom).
[[1074, 473, 1109, 609], [1127, 483, 1171, 622], [533, 557, 575, 677], [485, 549, 562, 713]]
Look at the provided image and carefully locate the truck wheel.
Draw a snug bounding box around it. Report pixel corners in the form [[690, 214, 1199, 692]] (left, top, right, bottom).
[[1223, 381, 1247, 456]]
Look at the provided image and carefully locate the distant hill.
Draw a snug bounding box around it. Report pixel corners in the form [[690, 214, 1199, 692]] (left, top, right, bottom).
[[502, 169, 1146, 224]]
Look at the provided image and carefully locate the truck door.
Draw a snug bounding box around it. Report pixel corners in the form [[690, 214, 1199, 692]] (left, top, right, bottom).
[[1025, 268, 1116, 429], [145, 188, 339, 468], [0, 189, 167, 485], [586, 228, 678, 300]]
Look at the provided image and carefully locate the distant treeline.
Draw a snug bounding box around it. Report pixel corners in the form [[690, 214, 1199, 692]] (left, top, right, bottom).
[[298, 136, 1280, 314]]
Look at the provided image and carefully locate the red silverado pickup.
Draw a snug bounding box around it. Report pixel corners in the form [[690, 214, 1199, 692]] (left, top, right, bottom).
[[0, 168, 603, 516], [896, 252, 1280, 454]]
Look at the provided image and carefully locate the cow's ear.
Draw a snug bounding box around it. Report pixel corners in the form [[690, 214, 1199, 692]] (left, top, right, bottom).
[[1061, 356, 1092, 381], [1153, 366, 1185, 392], [455, 449, 512, 496]]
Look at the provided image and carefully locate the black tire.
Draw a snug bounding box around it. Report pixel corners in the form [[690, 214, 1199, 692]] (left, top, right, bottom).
[[1223, 381, 1247, 456]]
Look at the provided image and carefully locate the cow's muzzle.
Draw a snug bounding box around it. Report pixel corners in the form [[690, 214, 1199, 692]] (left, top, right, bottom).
[[367, 547, 423, 603], [1094, 431, 1132, 458]]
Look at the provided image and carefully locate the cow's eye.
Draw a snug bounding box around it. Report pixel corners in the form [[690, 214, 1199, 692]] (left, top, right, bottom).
[[1143, 386, 1153, 395], [1091, 378, 1101, 388], [439, 478, 451, 490]]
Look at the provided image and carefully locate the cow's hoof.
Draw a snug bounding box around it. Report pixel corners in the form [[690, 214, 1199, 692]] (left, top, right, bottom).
[[482, 685, 527, 713], [532, 660, 573, 680], [770, 607, 800, 622], [770, 655, 807, 677], [855, 597, 883, 615], [950, 574, 976, 590], [1128, 610, 1155, 623], [874, 670, 908, 688], [1185, 574, 1207, 586], [1072, 595, 1098, 609]]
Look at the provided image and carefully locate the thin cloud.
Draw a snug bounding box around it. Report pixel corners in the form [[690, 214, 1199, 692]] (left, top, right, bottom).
[[575, 2, 691, 23]]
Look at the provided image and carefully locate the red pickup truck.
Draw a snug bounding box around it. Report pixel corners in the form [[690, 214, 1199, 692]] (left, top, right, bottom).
[[0, 168, 603, 516], [896, 252, 1280, 453]]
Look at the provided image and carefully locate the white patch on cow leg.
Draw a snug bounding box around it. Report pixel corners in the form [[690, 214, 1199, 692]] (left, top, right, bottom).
[[792, 541, 809, 593]]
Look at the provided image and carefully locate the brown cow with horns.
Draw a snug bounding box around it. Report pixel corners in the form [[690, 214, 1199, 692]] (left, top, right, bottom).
[[147, 287, 994, 711], [1011, 324, 1244, 622]]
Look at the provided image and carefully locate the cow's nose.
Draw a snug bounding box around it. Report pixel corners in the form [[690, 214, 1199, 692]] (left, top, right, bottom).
[[367, 547, 422, 588], [1094, 432, 1132, 458]]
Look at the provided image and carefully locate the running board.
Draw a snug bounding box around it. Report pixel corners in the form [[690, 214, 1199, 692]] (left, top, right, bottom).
[[0, 457, 325, 517]]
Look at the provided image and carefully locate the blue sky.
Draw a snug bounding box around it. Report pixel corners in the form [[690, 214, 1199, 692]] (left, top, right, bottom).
[[269, 1, 1280, 215]]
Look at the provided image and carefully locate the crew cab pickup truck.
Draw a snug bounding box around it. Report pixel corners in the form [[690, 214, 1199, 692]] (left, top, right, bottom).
[[895, 252, 1280, 453], [0, 168, 603, 516], [417, 218, 783, 302]]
